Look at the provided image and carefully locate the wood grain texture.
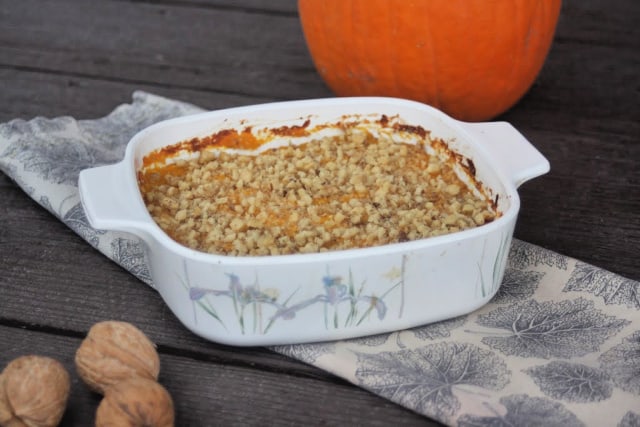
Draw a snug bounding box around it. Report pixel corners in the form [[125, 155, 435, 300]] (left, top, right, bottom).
[[0, 0, 328, 99], [0, 0, 638, 425], [0, 68, 272, 122]]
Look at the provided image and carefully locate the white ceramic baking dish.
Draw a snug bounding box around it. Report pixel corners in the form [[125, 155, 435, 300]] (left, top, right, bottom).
[[78, 97, 549, 346]]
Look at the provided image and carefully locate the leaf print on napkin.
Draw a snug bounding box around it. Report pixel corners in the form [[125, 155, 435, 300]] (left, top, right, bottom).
[[507, 239, 568, 270], [599, 331, 640, 395], [458, 394, 584, 427], [491, 268, 544, 305], [618, 411, 640, 427], [271, 342, 336, 364], [111, 238, 151, 285], [78, 91, 202, 160], [411, 315, 467, 341], [525, 361, 612, 402], [1, 117, 115, 185], [0, 115, 71, 141], [354, 342, 509, 421], [348, 333, 390, 347], [63, 202, 106, 248], [476, 298, 629, 359], [565, 261, 640, 309], [0, 92, 201, 188]]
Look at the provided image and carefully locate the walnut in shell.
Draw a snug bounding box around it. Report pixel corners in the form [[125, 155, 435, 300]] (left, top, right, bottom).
[[75, 321, 160, 394], [95, 378, 174, 427], [0, 355, 70, 427]]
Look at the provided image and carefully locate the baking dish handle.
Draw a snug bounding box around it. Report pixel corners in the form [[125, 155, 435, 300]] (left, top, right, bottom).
[[78, 161, 152, 235], [459, 121, 550, 188]]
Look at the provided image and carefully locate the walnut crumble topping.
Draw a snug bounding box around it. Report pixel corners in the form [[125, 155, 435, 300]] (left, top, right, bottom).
[[138, 127, 497, 256]]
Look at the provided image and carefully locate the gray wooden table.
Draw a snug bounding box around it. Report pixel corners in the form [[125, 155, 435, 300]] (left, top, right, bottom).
[[1, 1, 638, 425]]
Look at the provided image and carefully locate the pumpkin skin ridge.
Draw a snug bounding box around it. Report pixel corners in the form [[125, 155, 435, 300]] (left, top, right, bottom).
[[298, 0, 562, 122]]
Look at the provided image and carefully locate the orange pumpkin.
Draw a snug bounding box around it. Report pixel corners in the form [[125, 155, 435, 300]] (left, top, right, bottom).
[[298, 0, 562, 121]]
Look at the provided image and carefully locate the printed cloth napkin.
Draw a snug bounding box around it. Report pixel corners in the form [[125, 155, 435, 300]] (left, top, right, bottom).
[[1, 92, 638, 427]]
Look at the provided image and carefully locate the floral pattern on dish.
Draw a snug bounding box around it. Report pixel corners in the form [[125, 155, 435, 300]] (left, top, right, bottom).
[[183, 264, 403, 335]]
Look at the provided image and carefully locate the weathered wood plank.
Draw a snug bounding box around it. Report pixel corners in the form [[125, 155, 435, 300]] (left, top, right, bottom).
[[517, 42, 639, 123], [0, 325, 435, 426], [0, 67, 272, 122], [0, 0, 330, 99], [138, 0, 299, 14], [556, 0, 640, 48]]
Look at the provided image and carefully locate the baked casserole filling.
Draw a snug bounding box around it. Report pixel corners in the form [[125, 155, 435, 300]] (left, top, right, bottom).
[[138, 124, 497, 256]]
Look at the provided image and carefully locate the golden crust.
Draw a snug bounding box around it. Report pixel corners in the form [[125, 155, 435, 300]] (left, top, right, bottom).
[[139, 129, 496, 256]]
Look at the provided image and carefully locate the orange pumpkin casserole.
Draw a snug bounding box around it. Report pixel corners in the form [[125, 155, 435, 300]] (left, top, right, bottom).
[[137, 118, 498, 256]]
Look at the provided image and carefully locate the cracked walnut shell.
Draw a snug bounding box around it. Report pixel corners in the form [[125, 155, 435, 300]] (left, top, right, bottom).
[[75, 321, 160, 395], [95, 378, 174, 427], [0, 355, 70, 427]]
